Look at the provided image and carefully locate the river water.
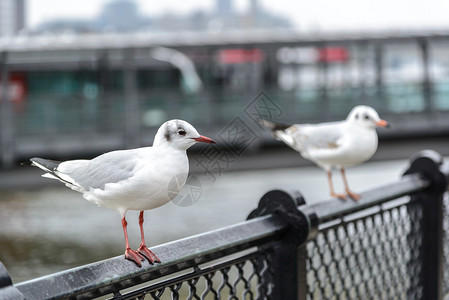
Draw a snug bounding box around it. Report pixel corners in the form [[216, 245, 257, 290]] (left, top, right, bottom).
[[0, 158, 408, 284]]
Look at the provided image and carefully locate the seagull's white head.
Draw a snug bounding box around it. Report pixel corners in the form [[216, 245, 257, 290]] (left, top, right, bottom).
[[154, 119, 215, 150], [347, 105, 389, 129]]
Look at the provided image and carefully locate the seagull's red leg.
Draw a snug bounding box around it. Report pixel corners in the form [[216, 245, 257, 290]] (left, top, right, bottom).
[[122, 216, 145, 267], [327, 170, 346, 200], [137, 211, 161, 264], [341, 168, 360, 201]]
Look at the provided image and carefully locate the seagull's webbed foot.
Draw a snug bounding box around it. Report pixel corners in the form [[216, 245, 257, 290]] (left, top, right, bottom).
[[347, 191, 361, 201], [138, 244, 161, 264], [331, 192, 347, 201], [125, 248, 145, 267]]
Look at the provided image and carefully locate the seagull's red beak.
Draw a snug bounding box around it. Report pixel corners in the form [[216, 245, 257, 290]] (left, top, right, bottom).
[[376, 119, 389, 128], [193, 135, 216, 144]]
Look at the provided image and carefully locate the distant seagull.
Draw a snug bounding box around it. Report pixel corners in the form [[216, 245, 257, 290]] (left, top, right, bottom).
[[262, 105, 388, 201], [29, 120, 215, 267]]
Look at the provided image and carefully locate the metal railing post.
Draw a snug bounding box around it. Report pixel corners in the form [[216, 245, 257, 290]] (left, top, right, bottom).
[[248, 189, 314, 300], [0, 52, 15, 168], [123, 48, 141, 149], [418, 39, 433, 112], [374, 42, 385, 109], [403, 150, 447, 300]]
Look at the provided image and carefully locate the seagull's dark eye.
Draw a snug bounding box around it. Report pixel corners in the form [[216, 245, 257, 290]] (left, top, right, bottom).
[[178, 129, 186, 136], [364, 114, 370, 120]]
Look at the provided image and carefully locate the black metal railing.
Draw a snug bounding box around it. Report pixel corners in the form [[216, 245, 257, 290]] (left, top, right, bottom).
[[1, 149, 448, 299]]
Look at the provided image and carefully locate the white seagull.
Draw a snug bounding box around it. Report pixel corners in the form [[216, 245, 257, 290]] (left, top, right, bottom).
[[262, 105, 388, 201], [29, 119, 215, 267]]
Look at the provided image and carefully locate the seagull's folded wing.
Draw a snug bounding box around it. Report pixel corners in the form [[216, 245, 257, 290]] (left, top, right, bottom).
[[288, 121, 344, 152], [57, 149, 143, 191]]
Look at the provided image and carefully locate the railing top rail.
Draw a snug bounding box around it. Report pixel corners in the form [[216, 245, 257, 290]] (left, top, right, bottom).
[[15, 215, 286, 300]]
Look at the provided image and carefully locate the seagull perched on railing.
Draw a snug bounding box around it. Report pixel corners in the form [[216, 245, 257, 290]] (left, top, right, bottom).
[[29, 119, 215, 267], [262, 105, 388, 201]]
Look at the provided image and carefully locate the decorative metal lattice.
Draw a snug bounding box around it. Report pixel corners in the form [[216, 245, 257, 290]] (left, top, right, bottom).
[[110, 251, 274, 300], [305, 200, 424, 299]]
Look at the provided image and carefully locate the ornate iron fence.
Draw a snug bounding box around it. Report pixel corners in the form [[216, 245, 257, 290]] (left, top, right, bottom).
[[1, 149, 448, 299]]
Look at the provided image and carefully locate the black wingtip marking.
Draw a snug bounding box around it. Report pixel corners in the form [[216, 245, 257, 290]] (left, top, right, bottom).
[[29, 157, 74, 185], [30, 157, 61, 171], [260, 120, 291, 131]]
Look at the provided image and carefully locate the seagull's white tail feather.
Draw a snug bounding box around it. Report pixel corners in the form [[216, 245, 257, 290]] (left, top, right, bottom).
[[273, 130, 296, 149], [261, 119, 299, 150]]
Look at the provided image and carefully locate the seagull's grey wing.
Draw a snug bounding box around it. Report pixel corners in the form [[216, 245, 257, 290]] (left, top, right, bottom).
[[292, 121, 345, 150], [57, 149, 141, 190]]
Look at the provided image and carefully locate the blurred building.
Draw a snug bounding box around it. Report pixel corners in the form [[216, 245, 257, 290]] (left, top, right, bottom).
[[1, 25, 449, 167], [35, 0, 150, 34], [216, 0, 233, 16], [32, 0, 291, 35], [5, 0, 448, 168], [95, 0, 149, 32], [0, 0, 26, 37]]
